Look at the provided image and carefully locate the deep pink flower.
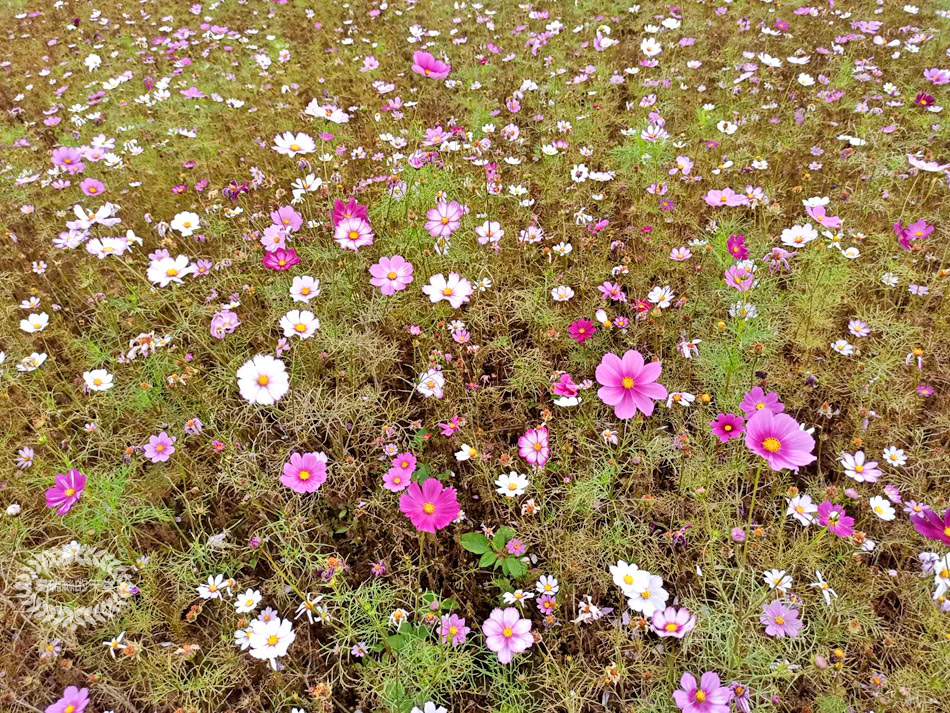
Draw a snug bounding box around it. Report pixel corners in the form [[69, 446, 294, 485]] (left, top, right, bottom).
[[262, 247, 300, 271], [330, 199, 368, 227], [411, 51, 451, 80], [482, 607, 533, 664], [909, 508, 950, 546], [568, 319, 597, 345], [893, 219, 934, 251], [651, 606, 697, 638], [745, 411, 816, 471], [738, 387, 784, 418], [143, 431, 176, 463], [710, 413, 745, 442], [281, 451, 328, 493], [760, 601, 802, 638], [595, 350, 668, 419], [384, 453, 416, 492], [673, 671, 731, 713], [398, 478, 459, 533], [518, 426, 549, 468], [45, 686, 90, 713], [45, 469, 86, 515], [726, 233, 747, 260], [369, 255, 414, 295]]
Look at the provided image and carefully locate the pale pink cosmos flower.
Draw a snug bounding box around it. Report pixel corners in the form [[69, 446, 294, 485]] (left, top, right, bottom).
[[422, 273, 473, 309], [424, 201, 464, 238], [334, 217, 374, 251], [369, 255, 414, 295], [482, 607, 533, 664]]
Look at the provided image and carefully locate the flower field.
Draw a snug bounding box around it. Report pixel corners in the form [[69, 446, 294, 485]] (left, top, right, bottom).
[[1, 1, 950, 712]]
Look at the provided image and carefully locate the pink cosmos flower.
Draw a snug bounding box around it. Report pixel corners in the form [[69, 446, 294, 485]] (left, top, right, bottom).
[[369, 255, 414, 295], [482, 607, 533, 664], [51, 147, 85, 174], [45, 469, 86, 515], [45, 686, 90, 713], [651, 606, 697, 638], [703, 188, 748, 207], [440, 613, 470, 646], [281, 451, 328, 493], [79, 178, 105, 197], [724, 265, 754, 292], [893, 219, 934, 251], [710, 413, 745, 442], [411, 51, 451, 80], [805, 204, 841, 229], [568, 319, 597, 345], [518, 426, 549, 468], [143, 431, 176, 463], [384, 452, 416, 492], [398, 478, 459, 533], [726, 233, 748, 260], [760, 601, 803, 638], [271, 205, 303, 232], [909, 507, 950, 546], [595, 350, 668, 419], [923, 68, 950, 86], [739, 387, 784, 418], [745, 411, 816, 472], [673, 671, 731, 713], [840, 450, 881, 483], [552, 373, 580, 398], [334, 217, 374, 251], [424, 200, 464, 238], [262, 247, 300, 271]]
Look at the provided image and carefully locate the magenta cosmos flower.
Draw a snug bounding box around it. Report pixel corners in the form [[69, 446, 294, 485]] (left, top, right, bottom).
[[398, 478, 459, 533], [143, 431, 176, 463], [595, 350, 668, 419], [45, 686, 90, 713], [910, 507, 950, 546], [568, 319, 597, 345], [369, 255, 414, 296], [45, 469, 86, 515], [411, 50, 451, 79], [739, 387, 784, 418], [262, 247, 300, 271], [710, 413, 745, 443], [518, 426, 549, 468], [424, 200, 464, 238], [481, 607, 533, 664], [651, 606, 697, 639], [760, 600, 802, 638], [281, 451, 328, 493], [745, 411, 815, 472], [816, 501, 854, 538], [673, 671, 732, 713]]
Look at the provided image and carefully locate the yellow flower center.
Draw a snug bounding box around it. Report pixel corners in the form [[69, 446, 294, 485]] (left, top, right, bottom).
[[449, 626, 458, 635], [295, 323, 307, 332], [441, 216, 449, 224], [267, 636, 279, 646], [664, 623, 678, 632], [775, 616, 785, 625], [762, 437, 781, 453], [348, 231, 359, 241], [695, 692, 706, 703], [65, 708, 76, 713], [299, 470, 311, 481], [290, 144, 300, 151], [442, 287, 454, 296], [621, 377, 635, 390], [387, 271, 397, 280], [423, 503, 436, 515], [502, 627, 513, 638], [301, 287, 310, 295], [855, 465, 864, 473], [258, 375, 270, 386], [533, 443, 542, 451], [64, 488, 76, 497], [167, 269, 178, 277], [93, 378, 102, 386], [623, 575, 633, 585], [183, 221, 191, 228], [393, 477, 401, 485], [640, 590, 651, 599]]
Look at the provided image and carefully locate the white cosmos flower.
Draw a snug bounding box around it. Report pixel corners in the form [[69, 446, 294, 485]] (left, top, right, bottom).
[[290, 276, 321, 303], [869, 496, 896, 521], [147, 255, 193, 287], [83, 369, 114, 391], [20, 312, 49, 333], [236, 355, 289, 405], [170, 211, 200, 236], [247, 616, 296, 669], [610, 560, 641, 596], [416, 367, 445, 399], [280, 309, 320, 339], [495, 471, 530, 497], [422, 273, 473, 309], [234, 588, 263, 613], [626, 570, 668, 617]]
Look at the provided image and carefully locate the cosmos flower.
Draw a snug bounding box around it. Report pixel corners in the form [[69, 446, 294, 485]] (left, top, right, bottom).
[[412, 51, 451, 79], [745, 411, 816, 471], [369, 255, 414, 295], [481, 607, 533, 664], [236, 355, 289, 405], [759, 601, 803, 638], [595, 350, 668, 419], [45, 470, 87, 515], [673, 671, 732, 713], [281, 452, 328, 493], [398, 478, 460, 533]]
